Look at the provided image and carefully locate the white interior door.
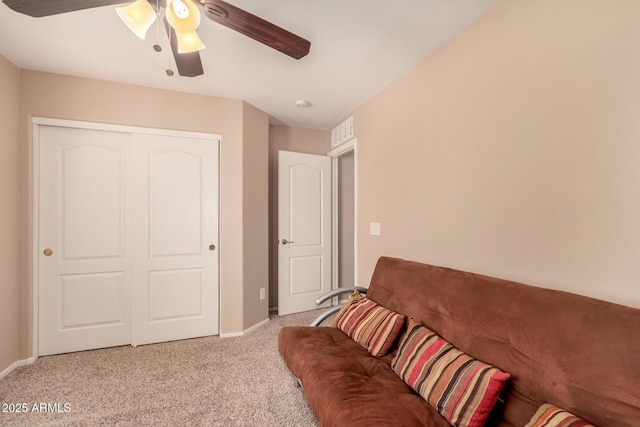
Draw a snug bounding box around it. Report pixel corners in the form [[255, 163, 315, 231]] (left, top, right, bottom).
[[38, 123, 219, 355], [39, 126, 132, 356], [132, 133, 219, 346], [278, 151, 332, 316]]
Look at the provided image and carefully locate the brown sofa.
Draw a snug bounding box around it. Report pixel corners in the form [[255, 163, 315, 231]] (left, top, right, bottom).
[[278, 256, 640, 426]]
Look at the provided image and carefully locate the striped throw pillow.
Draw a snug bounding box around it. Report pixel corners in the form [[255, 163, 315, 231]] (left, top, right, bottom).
[[392, 319, 510, 427], [334, 295, 406, 357], [525, 404, 595, 427]]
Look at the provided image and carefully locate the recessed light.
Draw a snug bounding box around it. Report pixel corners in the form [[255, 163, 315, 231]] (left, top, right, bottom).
[[295, 99, 311, 108]]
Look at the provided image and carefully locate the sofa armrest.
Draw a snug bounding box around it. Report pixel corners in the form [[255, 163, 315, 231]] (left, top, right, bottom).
[[310, 286, 368, 326]]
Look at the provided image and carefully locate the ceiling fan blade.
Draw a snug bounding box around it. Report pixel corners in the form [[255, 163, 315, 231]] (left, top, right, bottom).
[[2, 0, 127, 17], [164, 17, 204, 77], [201, 0, 310, 60]]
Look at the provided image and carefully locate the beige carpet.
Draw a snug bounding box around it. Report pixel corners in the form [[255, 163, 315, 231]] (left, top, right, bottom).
[[0, 310, 322, 427]]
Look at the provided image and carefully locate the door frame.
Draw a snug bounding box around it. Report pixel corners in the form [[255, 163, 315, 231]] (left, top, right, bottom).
[[31, 117, 221, 357], [328, 138, 358, 291]]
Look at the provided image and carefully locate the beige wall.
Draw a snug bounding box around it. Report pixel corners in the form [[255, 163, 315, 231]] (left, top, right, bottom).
[[17, 70, 268, 358], [0, 56, 21, 373], [268, 125, 330, 309], [351, 0, 640, 309], [242, 103, 270, 328]]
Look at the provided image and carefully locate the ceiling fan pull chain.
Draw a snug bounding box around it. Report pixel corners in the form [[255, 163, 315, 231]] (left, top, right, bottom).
[[153, 0, 162, 52], [155, 0, 160, 39], [166, 25, 175, 76]]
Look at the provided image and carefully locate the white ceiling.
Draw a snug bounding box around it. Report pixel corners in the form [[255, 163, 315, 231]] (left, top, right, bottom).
[[0, 0, 499, 130]]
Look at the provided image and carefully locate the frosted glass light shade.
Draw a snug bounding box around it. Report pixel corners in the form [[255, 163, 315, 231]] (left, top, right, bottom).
[[166, 0, 205, 53], [174, 31, 206, 53], [116, 0, 157, 40]]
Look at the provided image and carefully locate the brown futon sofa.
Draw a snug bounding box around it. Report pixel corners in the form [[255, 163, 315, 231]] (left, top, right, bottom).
[[278, 256, 640, 426]]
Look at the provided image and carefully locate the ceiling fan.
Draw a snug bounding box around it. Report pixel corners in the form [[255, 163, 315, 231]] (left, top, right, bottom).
[[2, 0, 311, 77]]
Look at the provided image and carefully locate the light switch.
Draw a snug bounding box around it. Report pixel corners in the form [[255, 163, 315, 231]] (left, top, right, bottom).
[[370, 222, 381, 236]]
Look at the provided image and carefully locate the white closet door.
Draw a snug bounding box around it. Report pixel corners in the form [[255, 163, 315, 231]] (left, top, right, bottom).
[[38, 124, 220, 356], [39, 126, 132, 356], [131, 133, 219, 346]]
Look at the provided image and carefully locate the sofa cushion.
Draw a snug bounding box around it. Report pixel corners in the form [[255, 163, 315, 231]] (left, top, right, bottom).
[[392, 319, 510, 427], [334, 292, 406, 357], [525, 404, 595, 427], [332, 288, 365, 320], [278, 325, 452, 427]]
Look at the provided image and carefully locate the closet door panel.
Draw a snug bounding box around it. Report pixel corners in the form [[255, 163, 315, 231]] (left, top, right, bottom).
[[132, 133, 219, 346], [38, 126, 132, 356]]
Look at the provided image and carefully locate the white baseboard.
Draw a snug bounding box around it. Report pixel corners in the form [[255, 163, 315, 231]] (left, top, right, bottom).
[[219, 317, 270, 338], [0, 356, 37, 380]]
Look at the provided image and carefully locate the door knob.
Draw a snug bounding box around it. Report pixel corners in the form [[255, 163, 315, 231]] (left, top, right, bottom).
[[43, 248, 53, 256], [281, 239, 295, 245], [209, 244, 216, 251]]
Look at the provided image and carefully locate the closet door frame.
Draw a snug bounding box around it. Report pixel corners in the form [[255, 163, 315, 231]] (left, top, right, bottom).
[[31, 117, 221, 358]]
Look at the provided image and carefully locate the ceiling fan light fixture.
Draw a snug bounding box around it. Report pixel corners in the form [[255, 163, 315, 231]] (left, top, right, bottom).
[[116, 0, 157, 40], [166, 0, 205, 53], [175, 31, 206, 53]]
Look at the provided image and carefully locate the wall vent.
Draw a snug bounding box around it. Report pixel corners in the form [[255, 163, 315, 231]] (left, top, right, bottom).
[[331, 116, 354, 147]]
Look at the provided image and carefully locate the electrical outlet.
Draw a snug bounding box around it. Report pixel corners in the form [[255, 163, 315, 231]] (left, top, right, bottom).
[[260, 288, 266, 300]]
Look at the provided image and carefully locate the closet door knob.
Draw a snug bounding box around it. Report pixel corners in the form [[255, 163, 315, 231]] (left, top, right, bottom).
[[209, 244, 216, 251], [281, 239, 294, 245], [43, 248, 53, 256]]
